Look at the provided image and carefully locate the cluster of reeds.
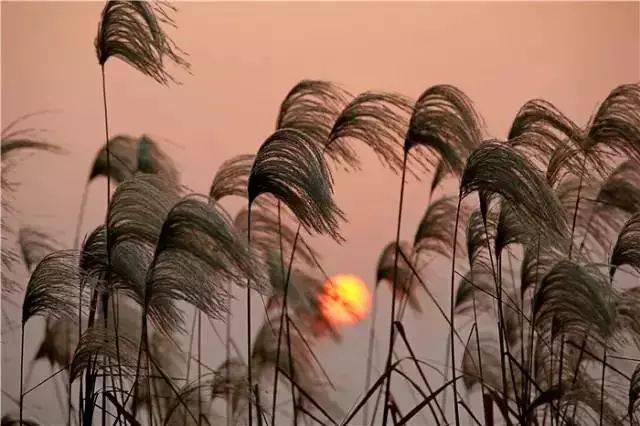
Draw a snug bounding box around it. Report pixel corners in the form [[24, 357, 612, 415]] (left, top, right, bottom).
[[2, 1, 640, 425]]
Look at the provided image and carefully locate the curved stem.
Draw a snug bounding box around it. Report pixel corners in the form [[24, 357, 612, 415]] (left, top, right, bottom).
[[448, 193, 462, 426], [382, 152, 408, 426], [271, 217, 300, 425]]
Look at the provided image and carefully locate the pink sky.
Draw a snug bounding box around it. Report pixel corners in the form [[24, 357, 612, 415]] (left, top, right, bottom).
[[2, 1, 639, 423]]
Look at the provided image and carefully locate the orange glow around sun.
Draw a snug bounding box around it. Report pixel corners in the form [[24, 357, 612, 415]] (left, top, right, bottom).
[[318, 274, 371, 326]]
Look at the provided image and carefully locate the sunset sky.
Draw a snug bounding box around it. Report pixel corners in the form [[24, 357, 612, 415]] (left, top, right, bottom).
[[2, 1, 639, 423]]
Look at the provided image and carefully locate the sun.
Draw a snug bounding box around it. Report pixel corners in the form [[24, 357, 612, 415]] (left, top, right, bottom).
[[318, 274, 371, 326]]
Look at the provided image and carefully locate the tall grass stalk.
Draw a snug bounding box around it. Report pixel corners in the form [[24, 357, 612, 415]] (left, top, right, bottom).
[[246, 204, 253, 426], [270, 213, 300, 425], [447, 193, 463, 426], [363, 285, 378, 425], [381, 152, 408, 426]]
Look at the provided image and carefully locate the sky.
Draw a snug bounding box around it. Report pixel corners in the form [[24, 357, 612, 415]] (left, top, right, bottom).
[[2, 1, 639, 424]]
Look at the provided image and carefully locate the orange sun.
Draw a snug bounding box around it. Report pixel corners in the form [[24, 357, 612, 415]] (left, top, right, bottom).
[[318, 274, 371, 326]]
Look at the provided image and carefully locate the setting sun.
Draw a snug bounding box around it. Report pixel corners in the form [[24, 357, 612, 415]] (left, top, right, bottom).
[[318, 274, 371, 326]]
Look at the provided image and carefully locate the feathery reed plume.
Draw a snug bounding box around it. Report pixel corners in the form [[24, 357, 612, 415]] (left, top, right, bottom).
[[609, 213, 640, 279], [461, 141, 569, 244], [595, 160, 640, 216], [145, 195, 264, 334], [406, 84, 483, 176], [89, 135, 179, 184], [22, 251, 87, 325], [494, 202, 529, 261], [533, 260, 616, 344], [327, 92, 413, 172], [414, 196, 464, 259], [276, 80, 352, 142], [249, 128, 345, 241], [95, 1, 189, 84], [586, 83, 640, 162], [508, 99, 582, 163], [209, 154, 255, 202], [108, 174, 181, 251], [20, 250, 87, 423], [376, 241, 422, 313]]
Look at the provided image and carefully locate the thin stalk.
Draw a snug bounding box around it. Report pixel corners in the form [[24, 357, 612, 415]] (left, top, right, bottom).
[[72, 185, 88, 426], [285, 316, 298, 425], [183, 310, 197, 425], [478, 206, 510, 424], [498, 254, 521, 421], [447, 192, 463, 426], [146, 337, 153, 426], [225, 284, 232, 426], [363, 285, 378, 425], [101, 294, 109, 426], [382, 152, 408, 426], [198, 309, 202, 426], [441, 333, 451, 410], [471, 288, 490, 426], [255, 384, 264, 426], [19, 325, 25, 424], [270, 220, 300, 425], [100, 63, 113, 426], [599, 345, 607, 425], [526, 233, 541, 411], [246, 204, 253, 426]]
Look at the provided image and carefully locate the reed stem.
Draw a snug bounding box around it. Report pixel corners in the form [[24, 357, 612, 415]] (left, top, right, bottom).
[[381, 152, 408, 425]]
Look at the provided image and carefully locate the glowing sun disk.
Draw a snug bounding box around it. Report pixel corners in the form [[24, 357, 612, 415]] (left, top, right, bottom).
[[319, 274, 371, 326]]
